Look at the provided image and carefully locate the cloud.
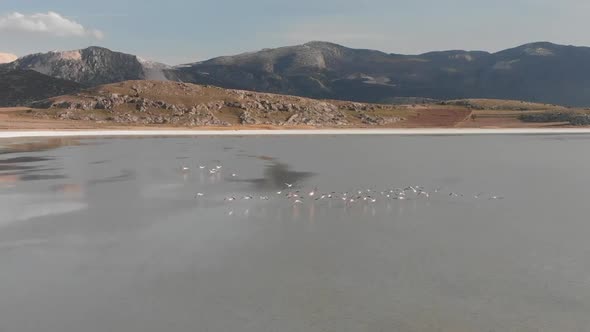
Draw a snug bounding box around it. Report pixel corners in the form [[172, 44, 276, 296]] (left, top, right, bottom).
[[0, 52, 18, 64], [0, 11, 104, 39]]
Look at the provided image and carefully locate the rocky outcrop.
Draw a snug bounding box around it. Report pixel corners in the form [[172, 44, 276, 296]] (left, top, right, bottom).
[[239, 111, 260, 125], [28, 80, 408, 127], [45, 108, 227, 127], [33, 93, 228, 126], [357, 113, 403, 125], [284, 105, 348, 126], [3, 47, 168, 86]]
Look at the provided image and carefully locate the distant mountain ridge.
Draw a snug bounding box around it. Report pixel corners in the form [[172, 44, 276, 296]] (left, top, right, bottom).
[[2, 42, 590, 107], [173, 41, 590, 107]]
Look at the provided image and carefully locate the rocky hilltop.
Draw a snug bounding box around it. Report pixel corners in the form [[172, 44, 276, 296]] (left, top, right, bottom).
[[1, 47, 169, 86], [28, 80, 407, 127]]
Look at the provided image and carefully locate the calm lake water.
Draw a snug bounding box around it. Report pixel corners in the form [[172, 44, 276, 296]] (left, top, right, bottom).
[[1, 135, 589, 332]]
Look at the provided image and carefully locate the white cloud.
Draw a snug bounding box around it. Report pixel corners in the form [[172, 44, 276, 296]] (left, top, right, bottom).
[[0, 11, 104, 39], [0, 52, 18, 64]]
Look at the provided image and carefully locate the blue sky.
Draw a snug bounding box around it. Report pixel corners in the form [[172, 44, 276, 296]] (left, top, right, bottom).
[[1, 0, 589, 64]]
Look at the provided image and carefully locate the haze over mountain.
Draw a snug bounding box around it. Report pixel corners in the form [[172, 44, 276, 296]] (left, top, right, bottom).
[[2, 42, 590, 107], [0, 52, 17, 64]]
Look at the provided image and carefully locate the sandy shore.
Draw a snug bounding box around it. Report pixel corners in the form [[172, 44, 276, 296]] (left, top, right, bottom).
[[2, 128, 590, 138]]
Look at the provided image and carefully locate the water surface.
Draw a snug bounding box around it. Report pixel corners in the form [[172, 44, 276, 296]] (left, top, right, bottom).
[[1, 135, 589, 332]]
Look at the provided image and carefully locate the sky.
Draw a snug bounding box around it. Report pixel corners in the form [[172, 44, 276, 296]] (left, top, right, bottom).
[[1, 0, 589, 65]]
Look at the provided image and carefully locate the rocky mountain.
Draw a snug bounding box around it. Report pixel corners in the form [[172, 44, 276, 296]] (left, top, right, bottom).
[[0, 68, 83, 107], [3, 42, 590, 107], [1, 47, 170, 86], [174, 41, 590, 107]]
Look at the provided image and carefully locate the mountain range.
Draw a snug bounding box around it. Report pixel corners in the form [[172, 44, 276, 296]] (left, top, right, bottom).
[[2, 41, 590, 107]]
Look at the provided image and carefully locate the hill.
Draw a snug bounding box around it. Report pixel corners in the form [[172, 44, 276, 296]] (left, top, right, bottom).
[[4, 80, 585, 129], [24, 80, 418, 127], [0, 68, 83, 107]]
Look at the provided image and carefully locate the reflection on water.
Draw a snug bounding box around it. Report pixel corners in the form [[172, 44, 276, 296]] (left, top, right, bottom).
[[0, 156, 54, 164], [0, 196, 87, 224], [0, 174, 19, 184], [89, 159, 110, 165], [88, 169, 136, 185], [0, 135, 590, 332], [0, 139, 88, 224], [239, 161, 315, 191], [0, 154, 65, 182], [18, 174, 67, 181], [0, 137, 82, 154], [0, 164, 37, 171]]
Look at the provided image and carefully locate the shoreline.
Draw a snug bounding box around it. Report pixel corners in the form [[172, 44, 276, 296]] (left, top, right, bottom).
[[2, 128, 590, 138]]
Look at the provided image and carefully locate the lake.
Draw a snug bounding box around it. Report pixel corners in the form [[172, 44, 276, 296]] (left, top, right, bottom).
[[1, 134, 589, 332]]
